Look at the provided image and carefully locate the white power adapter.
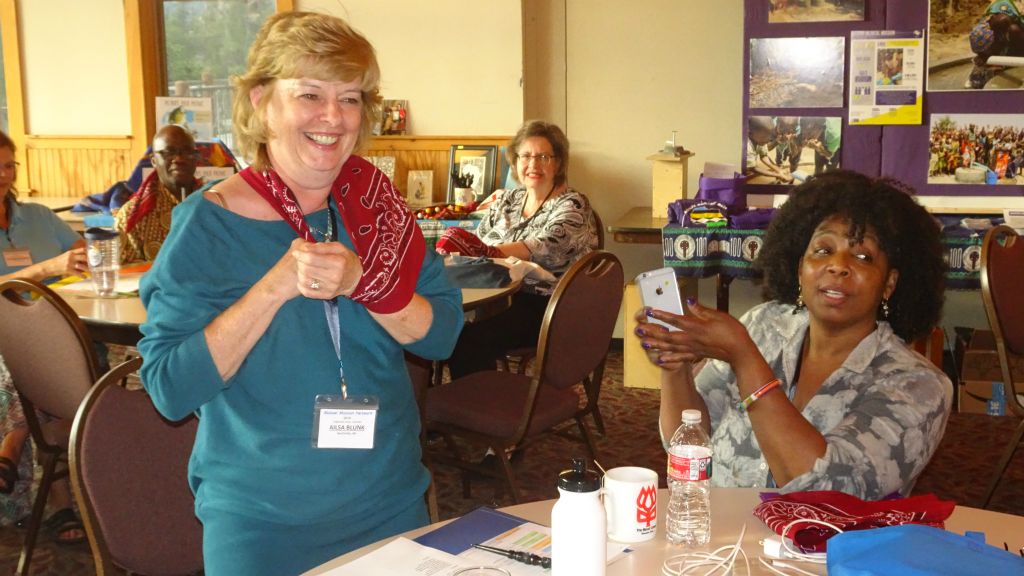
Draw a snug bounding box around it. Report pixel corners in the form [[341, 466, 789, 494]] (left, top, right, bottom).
[[761, 537, 786, 559]]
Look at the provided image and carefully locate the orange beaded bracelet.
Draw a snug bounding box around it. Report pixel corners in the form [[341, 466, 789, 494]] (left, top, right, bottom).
[[736, 378, 781, 413]]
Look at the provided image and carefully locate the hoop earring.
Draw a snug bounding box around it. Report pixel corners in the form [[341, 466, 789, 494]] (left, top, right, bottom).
[[881, 298, 890, 319]]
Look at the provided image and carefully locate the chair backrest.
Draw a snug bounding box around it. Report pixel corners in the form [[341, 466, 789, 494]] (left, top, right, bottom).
[[0, 278, 99, 432], [591, 208, 605, 250], [70, 357, 203, 576], [535, 250, 624, 391], [980, 225, 1024, 417], [911, 326, 945, 370]]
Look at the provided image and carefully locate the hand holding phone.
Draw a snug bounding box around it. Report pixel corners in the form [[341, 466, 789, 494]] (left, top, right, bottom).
[[636, 267, 684, 331]]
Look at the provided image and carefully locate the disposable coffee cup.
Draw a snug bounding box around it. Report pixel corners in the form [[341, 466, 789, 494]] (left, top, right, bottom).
[[603, 466, 658, 543], [84, 227, 120, 298]]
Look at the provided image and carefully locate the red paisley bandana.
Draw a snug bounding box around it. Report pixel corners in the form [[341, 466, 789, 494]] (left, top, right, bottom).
[[239, 156, 424, 313], [754, 490, 956, 553], [123, 172, 201, 234]]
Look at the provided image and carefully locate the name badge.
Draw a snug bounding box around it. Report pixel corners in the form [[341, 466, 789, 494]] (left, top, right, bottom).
[[3, 249, 32, 268], [312, 394, 379, 449]]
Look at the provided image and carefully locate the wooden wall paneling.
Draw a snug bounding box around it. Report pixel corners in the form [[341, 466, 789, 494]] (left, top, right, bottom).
[[24, 136, 133, 197], [365, 135, 510, 205]]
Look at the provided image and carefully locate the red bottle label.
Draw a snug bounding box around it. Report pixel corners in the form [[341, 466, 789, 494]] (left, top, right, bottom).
[[668, 453, 711, 482]]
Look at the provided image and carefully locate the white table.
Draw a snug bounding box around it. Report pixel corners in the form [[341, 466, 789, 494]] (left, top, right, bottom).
[[54, 278, 518, 347], [305, 487, 1024, 575]]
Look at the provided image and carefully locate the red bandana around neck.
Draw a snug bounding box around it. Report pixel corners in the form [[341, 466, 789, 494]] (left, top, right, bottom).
[[123, 171, 201, 234], [239, 155, 425, 313]]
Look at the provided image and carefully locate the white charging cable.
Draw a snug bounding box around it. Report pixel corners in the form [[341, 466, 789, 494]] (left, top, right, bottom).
[[661, 524, 751, 576], [755, 517, 843, 575]]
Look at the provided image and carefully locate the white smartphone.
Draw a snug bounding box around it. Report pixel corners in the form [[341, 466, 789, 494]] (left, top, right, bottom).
[[636, 267, 684, 331]]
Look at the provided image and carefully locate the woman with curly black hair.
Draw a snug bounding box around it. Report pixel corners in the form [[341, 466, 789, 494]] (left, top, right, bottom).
[[636, 170, 950, 500]]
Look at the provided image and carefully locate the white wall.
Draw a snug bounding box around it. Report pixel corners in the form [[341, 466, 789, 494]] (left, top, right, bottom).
[[563, 0, 745, 283], [19, 0, 131, 135], [299, 0, 523, 135]]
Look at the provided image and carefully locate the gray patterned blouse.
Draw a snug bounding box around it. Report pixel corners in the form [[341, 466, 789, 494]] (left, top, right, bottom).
[[689, 301, 951, 500], [476, 187, 597, 295]]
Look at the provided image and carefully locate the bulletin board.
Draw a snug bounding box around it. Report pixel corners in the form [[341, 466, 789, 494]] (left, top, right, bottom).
[[743, 0, 1024, 210]]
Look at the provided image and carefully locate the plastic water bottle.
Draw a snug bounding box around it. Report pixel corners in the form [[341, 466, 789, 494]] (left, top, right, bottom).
[[551, 457, 605, 576], [84, 227, 120, 297], [666, 409, 712, 546]]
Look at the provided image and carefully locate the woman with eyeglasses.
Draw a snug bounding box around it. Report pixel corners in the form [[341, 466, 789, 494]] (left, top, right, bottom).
[[0, 131, 87, 284], [446, 120, 598, 378]]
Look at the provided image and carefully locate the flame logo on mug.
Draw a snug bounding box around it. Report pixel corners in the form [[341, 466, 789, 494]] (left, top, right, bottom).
[[635, 485, 657, 527]]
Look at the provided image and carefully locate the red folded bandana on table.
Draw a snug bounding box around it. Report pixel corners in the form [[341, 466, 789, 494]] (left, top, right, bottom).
[[753, 490, 956, 553], [435, 227, 503, 258]]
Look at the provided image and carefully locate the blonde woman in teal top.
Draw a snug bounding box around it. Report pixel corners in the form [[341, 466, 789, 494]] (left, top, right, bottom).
[[138, 13, 463, 575]]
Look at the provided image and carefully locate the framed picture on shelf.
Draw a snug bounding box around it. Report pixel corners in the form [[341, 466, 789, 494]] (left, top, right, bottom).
[[376, 99, 408, 135], [406, 170, 433, 208], [447, 145, 496, 204]]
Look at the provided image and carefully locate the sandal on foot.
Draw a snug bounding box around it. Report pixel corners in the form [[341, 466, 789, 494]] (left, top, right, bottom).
[[44, 507, 86, 546], [0, 456, 19, 495]]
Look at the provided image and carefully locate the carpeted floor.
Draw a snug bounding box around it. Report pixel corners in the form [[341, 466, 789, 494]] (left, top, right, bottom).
[[0, 348, 1020, 574]]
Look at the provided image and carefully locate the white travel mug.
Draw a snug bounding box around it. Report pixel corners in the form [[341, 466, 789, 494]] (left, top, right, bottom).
[[603, 466, 659, 543]]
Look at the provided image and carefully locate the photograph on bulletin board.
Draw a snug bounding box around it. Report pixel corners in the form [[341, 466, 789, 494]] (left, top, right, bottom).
[[749, 37, 846, 107], [767, 0, 865, 23], [927, 0, 1024, 91], [745, 115, 842, 185], [928, 113, 1024, 185]]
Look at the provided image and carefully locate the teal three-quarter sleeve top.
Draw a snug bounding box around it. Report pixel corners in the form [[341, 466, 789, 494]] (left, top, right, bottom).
[[138, 192, 463, 529]]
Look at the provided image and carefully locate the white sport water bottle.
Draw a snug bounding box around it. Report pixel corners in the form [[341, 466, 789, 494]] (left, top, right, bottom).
[[551, 457, 605, 576], [666, 409, 712, 546]]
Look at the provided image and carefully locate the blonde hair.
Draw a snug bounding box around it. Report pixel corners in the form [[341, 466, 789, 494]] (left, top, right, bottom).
[[232, 11, 382, 170]]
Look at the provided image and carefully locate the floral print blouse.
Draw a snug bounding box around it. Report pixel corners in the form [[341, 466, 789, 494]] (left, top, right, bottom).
[[688, 301, 951, 500], [476, 187, 597, 295]]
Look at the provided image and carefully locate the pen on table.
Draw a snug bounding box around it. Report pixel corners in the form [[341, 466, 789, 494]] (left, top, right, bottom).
[[472, 543, 552, 569]]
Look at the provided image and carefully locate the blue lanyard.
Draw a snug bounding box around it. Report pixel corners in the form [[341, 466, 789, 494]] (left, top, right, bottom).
[[313, 202, 347, 398]]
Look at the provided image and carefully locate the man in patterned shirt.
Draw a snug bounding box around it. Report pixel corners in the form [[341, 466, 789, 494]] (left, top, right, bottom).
[[114, 125, 200, 263]]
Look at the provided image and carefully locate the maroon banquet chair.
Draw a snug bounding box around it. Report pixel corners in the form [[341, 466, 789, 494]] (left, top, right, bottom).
[[0, 278, 102, 576], [425, 250, 624, 503], [70, 357, 203, 575], [978, 225, 1024, 508]]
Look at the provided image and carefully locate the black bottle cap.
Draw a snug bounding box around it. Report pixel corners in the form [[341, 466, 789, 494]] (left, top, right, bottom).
[[557, 457, 601, 492]]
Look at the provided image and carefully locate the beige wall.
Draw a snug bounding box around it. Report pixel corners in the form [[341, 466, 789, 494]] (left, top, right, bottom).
[[530, 1, 745, 283], [19, 0, 131, 135], [299, 0, 523, 135]]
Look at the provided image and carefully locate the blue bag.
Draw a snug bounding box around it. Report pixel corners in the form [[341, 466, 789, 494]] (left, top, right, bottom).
[[827, 524, 1024, 576]]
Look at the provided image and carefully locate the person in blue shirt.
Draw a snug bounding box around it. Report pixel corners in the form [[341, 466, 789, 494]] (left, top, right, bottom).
[[137, 12, 463, 575], [0, 130, 87, 543], [0, 132, 86, 284]]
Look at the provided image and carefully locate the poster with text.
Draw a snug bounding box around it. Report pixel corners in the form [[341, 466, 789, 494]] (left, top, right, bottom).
[[155, 97, 213, 141], [849, 30, 924, 125]]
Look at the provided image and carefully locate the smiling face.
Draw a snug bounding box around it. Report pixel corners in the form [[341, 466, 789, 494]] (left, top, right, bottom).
[[254, 76, 363, 193], [515, 136, 559, 193], [799, 216, 899, 336], [152, 126, 198, 193]]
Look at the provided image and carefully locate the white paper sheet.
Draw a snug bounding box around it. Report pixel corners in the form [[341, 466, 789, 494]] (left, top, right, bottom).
[[317, 537, 475, 576]]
